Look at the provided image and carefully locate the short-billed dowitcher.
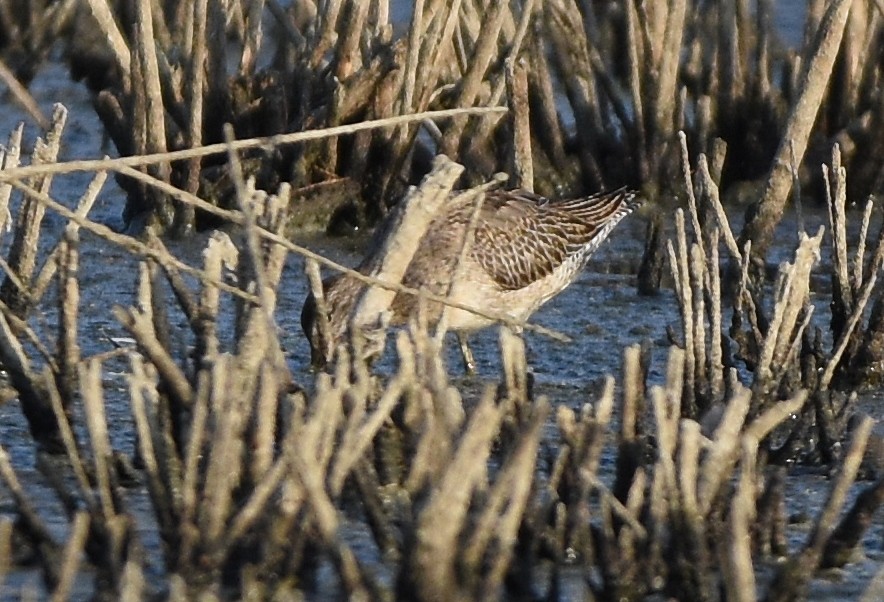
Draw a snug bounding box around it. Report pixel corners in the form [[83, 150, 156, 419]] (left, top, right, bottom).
[[301, 187, 643, 371]]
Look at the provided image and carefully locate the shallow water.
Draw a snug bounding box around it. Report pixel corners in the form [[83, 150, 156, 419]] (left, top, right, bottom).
[[0, 51, 882, 601]]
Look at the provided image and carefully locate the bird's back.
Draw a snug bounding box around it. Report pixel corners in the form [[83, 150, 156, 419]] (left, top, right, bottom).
[[390, 187, 642, 327]]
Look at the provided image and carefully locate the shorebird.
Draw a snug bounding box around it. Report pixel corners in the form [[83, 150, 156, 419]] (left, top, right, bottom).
[[301, 186, 643, 372]]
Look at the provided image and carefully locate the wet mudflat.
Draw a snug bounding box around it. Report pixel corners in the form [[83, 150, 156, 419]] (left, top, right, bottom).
[[3, 219, 881, 598], [0, 65, 882, 600], [1, 200, 881, 600]]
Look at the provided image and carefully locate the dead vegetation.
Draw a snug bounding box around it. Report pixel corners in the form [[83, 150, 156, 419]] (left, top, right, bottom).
[[0, 1, 881, 600], [1, 1, 883, 241], [0, 107, 878, 599]]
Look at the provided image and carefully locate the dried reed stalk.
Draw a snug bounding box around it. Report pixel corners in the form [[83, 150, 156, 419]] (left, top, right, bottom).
[[0, 123, 23, 235], [506, 57, 533, 191], [178, 0, 209, 235], [0, 519, 11, 587], [754, 230, 821, 392], [0, 58, 49, 129], [739, 0, 855, 264], [350, 155, 463, 359], [721, 438, 758, 602], [818, 143, 884, 388], [440, 0, 508, 154], [767, 416, 874, 601], [3, 13, 884, 591], [31, 169, 106, 303], [83, 0, 131, 78], [1, 105, 66, 317], [49, 512, 89, 602], [0, 108, 506, 185], [0, 445, 61, 588]]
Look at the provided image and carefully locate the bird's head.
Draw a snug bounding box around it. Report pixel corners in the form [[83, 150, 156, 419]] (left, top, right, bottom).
[[300, 273, 359, 369], [300, 291, 329, 369]]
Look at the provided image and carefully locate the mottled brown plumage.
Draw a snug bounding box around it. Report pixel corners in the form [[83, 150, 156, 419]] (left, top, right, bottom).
[[301, 187, 643, 369]]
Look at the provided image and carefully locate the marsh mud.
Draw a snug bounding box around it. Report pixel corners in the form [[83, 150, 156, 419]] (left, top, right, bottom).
[[0, 62, 882, 600]]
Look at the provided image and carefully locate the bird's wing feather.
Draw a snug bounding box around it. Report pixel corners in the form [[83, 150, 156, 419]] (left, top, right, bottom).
[[472, 188, 640, 290]]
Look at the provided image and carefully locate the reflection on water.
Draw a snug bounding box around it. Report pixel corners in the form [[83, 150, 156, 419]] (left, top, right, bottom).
[[774, 0, 809, 47]]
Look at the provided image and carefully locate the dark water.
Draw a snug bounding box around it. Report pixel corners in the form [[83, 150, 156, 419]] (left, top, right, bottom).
[[0, 16, 882, 601]]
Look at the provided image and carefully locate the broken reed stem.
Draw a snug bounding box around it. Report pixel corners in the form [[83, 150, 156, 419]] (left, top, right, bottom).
[[179, 0, 209, 233], [351, 155, 462, 356], [305, 257, 333, 361], [739, 0, 856, 261], [57, 229, 81, 403], [195, 232, 238, 361], [584, 471, 648, 539], [178, 371, 210, 563], [0, 255, 33, 306], [1, 105, 67, 316], [721, 438, 758, 602], [820, 267, 879, 390], [309, 0, 344, 68], [708, 228, 724, 400], [114, 304, 195, 408], [654, 0, 688, 137], [0, 58, 49, 129], [755, 229, 822, 390], [239, 0, 264, 74], [853, 199, 874, 289], [411, 388, 505, 600], [825, 145, 852, 311], [440, 0, 508, 153], [767, 415, 873, 600], [31, 169, 107, 303], [335, 0, 370, 79], [201, 358, 249, 545], [668, 209, 696, 412], [45, 366, 94, 503], [146, 231, 200, 323], [621, 344, 642, 441], [290, 435, 373, 600], [80, 359, 117, 524], [0, 520, 11, 586], [698, 154, 741, 261], [221, 440, 291, 549], [472, 0, 535, 145], [134, 0, 169, 160], [679, 131, 706, 262], [83, 0, 131, 77], [506, 57, 533, 191], [0, 444, 60, 588], [588, 377, 617, 473], [689, 244, 707, 405], [474, 401, 550, 598], [49, 512, 90, 602], [698, 387, 751, 514], [624, 0, 647, 179], [0, 123, 23, 234], [329, 372, 408, 495], [744, 390, 808, 443], [805, 416, 873, 553], [500, 326, 529, 402], [129, 355, 179, 540], [224, 124, 273, 315], [398, 0, 425, 118]]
